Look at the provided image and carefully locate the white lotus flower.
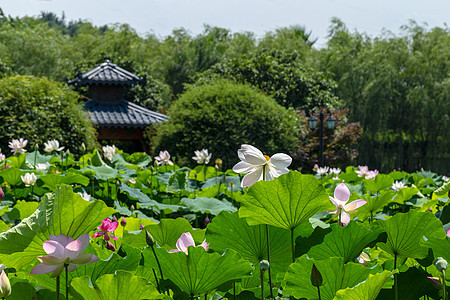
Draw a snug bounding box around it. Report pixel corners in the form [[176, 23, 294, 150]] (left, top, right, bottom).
[[21, 173, 37, 187], [0, 152, 5, 161], [102, 145, 117, 161], [44, 140, 64, 153], [232, 144, 292, 188], [442, 176, 449, 182], [316, 166, 329, 176], [392, 180, 405, 192], [9, 138, 28, 155], [192, 149, 212, 165], [36, 162, 51, 171], [330, 168, 341, 176], [155, 150, 174, 166], [77, 191, 91, 202]]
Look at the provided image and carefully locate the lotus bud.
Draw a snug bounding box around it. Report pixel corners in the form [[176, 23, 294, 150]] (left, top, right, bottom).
[[145, 230, 155, 247], [427, 277, 443, 289], [140, 224, 144, 230], [130, 205, 135, 211], [81, 143, 86, 152], [120, 217, 126, 227], [34, 143, 39, 150], [215, 158, 223, 170], [0, 270, 11, 298], [112, 215, 117, 222], [259, 260, 270, 272], [0, 187, 4, 201], [434, 257, 448, 273], [310, 263, 323, 287], [204, 216, 211, 225], [106, 241, 116, 252]]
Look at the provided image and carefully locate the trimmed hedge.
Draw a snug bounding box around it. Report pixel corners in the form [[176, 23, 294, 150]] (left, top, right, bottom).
[[153, 79, 301, 167]]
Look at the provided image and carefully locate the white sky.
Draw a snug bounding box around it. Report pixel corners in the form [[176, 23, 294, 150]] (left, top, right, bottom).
[[0, 0, 448, 46]]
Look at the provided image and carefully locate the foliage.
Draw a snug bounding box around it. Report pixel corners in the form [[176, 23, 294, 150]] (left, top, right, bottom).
[[0, 75, 97, 153], [196, 49, 340, 109], [318, 18, 450, 173], [0, 145, 447, 299], [153, 79, 301, 167]]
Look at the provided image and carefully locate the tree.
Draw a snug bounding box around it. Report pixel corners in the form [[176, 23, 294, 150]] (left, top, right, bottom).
[[152, 79, 301, 167], [196, 49, 340, 110], [0, 75, 97, 154]]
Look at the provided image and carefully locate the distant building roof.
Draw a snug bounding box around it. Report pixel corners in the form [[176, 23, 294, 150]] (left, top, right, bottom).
[[84, 100, 168, 128], [68, 60, 144, 86]]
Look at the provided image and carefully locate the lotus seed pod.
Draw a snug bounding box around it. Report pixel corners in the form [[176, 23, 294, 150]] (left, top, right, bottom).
[[259, 260, 270, 271], [310, 263, 323, 287], [434, 257, 447, 273]]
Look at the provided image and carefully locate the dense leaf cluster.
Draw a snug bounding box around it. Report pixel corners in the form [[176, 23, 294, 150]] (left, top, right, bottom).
[[153, 79, 301, 167], [0, 75, 97, 154]]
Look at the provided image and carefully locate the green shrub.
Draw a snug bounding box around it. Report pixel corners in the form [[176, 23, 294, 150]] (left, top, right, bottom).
[[0, 75, 97, 154], [153, 79, 301, 167]]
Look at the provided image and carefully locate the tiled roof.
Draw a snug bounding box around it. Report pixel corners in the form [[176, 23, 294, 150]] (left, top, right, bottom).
[[83, 100, 168, 128], [68, 60, 144, 86]]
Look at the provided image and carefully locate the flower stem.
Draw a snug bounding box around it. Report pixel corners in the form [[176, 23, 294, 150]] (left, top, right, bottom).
[[260, 269, 264, 300], [442, 271, 447, 300], [394, 253, 398, 300], [151, 245, 164, 292], [56, 275, 60, 300], [265, 224, 273, 298], [338, 213, 342, 227], [233, 282, 236, 300], [291, 228, 295, 263], [317, 286, 321, 300], [152, 268, 160, 293], [65, 264, 69, 300]]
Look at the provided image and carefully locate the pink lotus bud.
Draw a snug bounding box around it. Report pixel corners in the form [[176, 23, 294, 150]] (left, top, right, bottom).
[[140, 224, 144, 230], [106, 241, 116, 252], [112, 215, 117, 222], [0, 187, 4, 201], [120, 217, 126, 227], [204, 216, 211, 225]]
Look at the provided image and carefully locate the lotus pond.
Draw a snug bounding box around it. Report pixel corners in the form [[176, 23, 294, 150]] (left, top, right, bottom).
[[0, 144, 448, 300]]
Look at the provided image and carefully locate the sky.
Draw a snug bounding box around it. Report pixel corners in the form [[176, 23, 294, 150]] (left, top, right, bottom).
[[0, 0, 448, 46]]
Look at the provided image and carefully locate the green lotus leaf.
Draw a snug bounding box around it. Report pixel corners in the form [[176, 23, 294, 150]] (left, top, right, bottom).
[[353, 190, 394, 220], [166, 171, 189, 192], [146, 246, 252, 296], [202, 175, 242, 191], [206, 211, 307, 277], [71, 271, 163, 299], [363, 174, 394, 193], [84, 165, 119, 181], [25, 151, 52, 167], [0, 184, 116, 270], [0, 167, 23, 186], [119, 183, 182, 213], [39, 172, 89, 190], [189, 165, 218, 182], [393, 186, 419, 204], [11, 200, 39, 219], [282, 256, 381, 300], [306, 222, 386, 263], [238, 172, 333, 230], [376, 210, 446, 260], [333, 270, 396, 300], [181, 197, 237, 216], [421, 235, 450, 263], [377, 267, 439, 299]]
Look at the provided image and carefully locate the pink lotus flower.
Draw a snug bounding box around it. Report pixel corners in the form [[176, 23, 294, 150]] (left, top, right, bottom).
[[169, 232, 208, 255], [447, 229, 450, 237], [30, 234, 98, 278], [365, 170, 379, 180], [328, 183, 367, 226], [92, 218, 118, 241]]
